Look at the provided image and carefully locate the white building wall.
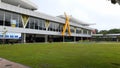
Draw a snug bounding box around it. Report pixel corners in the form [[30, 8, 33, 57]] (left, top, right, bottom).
[[0, 2, 93, 30], [0, 26, 91, 37]]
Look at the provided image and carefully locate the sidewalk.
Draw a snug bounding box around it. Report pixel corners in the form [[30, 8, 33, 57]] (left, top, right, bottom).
[[0, 58, 30, 68]]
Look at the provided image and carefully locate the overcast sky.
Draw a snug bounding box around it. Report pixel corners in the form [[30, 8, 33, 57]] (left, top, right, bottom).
[[30, 0, 120, 30]]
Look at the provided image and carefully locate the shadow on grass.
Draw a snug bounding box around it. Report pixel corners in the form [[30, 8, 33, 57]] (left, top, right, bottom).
[[111, 63, 120, 67]]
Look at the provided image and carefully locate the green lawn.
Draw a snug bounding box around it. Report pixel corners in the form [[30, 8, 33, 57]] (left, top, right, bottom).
[[0, 42, 120, 68]]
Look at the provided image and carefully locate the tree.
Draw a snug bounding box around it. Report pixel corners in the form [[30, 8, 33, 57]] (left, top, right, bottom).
[[108, 29, 120, 34], [99, 30, 108, 34], [98, 29, 120, 34]]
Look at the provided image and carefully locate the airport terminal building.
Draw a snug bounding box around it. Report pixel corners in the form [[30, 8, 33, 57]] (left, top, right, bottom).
[[0, 0, 95, 43]]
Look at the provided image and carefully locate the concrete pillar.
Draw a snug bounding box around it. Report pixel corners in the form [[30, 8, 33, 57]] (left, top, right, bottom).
[[117, 38, 119, 42], [81, 29, 83, 34], [23, 33, 26, 43], [87, 31, 89, 35], [33, 34, 36, 43], [45, 35, 48, 43], [74, 27, 76, 34], [91, 31, 93, 35], [18, 4, 21, 7], [81, 37, 83, 42], [22, 33, 26, 43], [0, 0, 1, 2], [87, 37, 90, 41], [74, 36, 76, 42], [63, 36, 65, 42]]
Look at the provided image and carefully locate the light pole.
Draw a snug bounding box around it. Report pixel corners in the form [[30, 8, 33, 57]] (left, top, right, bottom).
[[2, 27, 7, 44]]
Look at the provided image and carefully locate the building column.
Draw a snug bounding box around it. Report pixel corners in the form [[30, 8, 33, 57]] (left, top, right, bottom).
[[18, 4, 21, 7], [116, 37, 119, 42], [81, 37, 83, 42], [87, 31, 89, 35], [91, 31, 93, 35], [74, 36, 76, 42], [45, 35, 48, 43], [22, 33, 26, 43], [63, 36, 65, 42], [87, 37, 90, 41], [81, 29, 83, 34]]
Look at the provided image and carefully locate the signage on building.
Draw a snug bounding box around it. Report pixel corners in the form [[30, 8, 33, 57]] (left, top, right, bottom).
[[11, 19, 17, 27], [0, 32, 21, 39]]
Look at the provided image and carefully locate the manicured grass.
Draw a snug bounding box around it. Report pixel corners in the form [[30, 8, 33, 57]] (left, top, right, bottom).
[[0, 42, 120, 68]]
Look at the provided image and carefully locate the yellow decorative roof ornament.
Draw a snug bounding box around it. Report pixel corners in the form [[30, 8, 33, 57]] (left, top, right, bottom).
[[62, 12, 71, 36]]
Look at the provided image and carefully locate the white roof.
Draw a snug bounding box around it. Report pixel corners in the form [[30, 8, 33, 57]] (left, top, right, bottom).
[[1, 0, 38, 10], [58, 15, 94, 26], [93, 34, 120, 36]]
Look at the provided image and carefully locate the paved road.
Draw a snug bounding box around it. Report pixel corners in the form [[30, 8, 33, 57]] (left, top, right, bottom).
[[0, 58, 30, 68]]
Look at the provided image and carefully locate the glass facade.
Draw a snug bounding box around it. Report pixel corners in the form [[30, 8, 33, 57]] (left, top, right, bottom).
[[5, 12, 11, 26], [0, 10, 23, 27], [19, 15, 23, 28], [88, 30, 92, 35], [12, 13, 19, 27], [76, 28, 82, 34], [48, 22, 63, 32], [70, 26, 75, 33], [29, 18, 35, 29], [0, 10, 4, 26], [83, 29, 88, 34], [0, 10, 92, 35], [26, 17, 46, 30]]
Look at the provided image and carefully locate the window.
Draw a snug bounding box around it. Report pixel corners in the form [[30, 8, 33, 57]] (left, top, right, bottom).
[[37, 19, 46, 30], [30, 18, 35, 29], [12, 13, 19, 27], [70, 26, 75, 33], [26, 20, 30, 28], [83, 29, 88, 34], [48, 22, 60, 32], [41, 20, 46, 30], [39, 19, 43, 30], [48, 22, 52, 31], [19, 15, 23, 28], [5, 12, 11, 26], [0, 10, 24, 28], [59, 24, 63, 32], [55, 23, 59, 32], [48, 22, 55, 31], [0, 10, 4, 26], [88, 30, 91, 35], [35, 19, 39, 30], [76, 28, 82, 34]]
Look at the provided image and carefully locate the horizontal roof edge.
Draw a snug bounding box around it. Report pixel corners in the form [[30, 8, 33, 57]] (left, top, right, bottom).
[[1, 0, 38, 10], [0, 2, 94, 30]]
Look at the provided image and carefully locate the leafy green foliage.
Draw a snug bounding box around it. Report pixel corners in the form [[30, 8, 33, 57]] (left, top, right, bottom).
[[98, 29, 120, 34], [99, 30, 108, 34]]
